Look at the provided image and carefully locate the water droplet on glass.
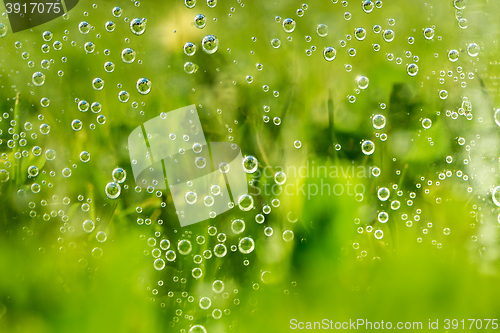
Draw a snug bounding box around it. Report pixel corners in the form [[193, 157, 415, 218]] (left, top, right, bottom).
[[0, 23, 7, 38], [407, 63, 418, 76], [356, 76, 369, 89], [136, 77, 151, 95], [121, 48, 136, 63], [92, 78, 104, 90], [423, 27, 434, 40], [275, 171, 287, 185], [372, 114, 386, 129], [184, 42, 196, 56], [242, 155, 258, 173], [422, 118, 432, 129], [238, 194, 254, 211], [354, 27, 366, 41], [194, 14, 206, 28], [467, 43, 479, 57], [238, 237, 255, 253], [361, 140, 375, 155], [112, 167, 127, 183], [377, 187, 390, 201], [105, 182, 121, 199], [78, 21, 90, 34], [32, 72, 45, 86], [282, 18, 296, 33], [201, 34, 218, 54], [185, 0, 196, 9], [383, 29, 394, 42], [323, 46, 336, 61], [130, 18, 146, 35]]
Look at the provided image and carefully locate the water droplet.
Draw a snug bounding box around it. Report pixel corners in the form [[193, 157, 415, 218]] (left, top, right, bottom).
[[323, 46, 337, 61], [105, 21, 115, 32], [194, 14, 206, 28], [362, 0, 374, 13], [354, 27, 366, 41], [185, 191, 197, 204], [372, 114, 386, 129], [439, 89, 448, 99], [361, 140, 375, 155], [32, 72, 45, 86], [78, 100, 89, 112], [214, 243, 227, 257], [112, 167, 127, 183], [238, 194, 254, 211], [492, 186, 500, 207], [199, 297, 211, 310], [377, 187, 390, 201], [283, 230, 294, 242], [62, 167, 72, 178], [422, 118, 432, 129], [184, 62, 197, 74], [112, 6, 122, 17], [423, 27, 434, 40], [231, 219, 245, 234], [0, 23, 7, 38], [84, 41, 95, 53], [242, 155, 258, 173], [79, 151, 91, 162], [105, 182, 121, 199], [92, 78, 104, 90], [104, 61, 115, 73], [185, 0, 196, 8], [78, 21, 90, 34], [201, 34, 218, 54], [407, 63, 418, 76], [184, 42, 196, 56], [118, 91, 130, 103], [356, 75, 369, 89], [467, 43, 479, 57], [45, 149, 56, 161], [453, 0, 466, 10], [121, 48, 136, 63], [154, 258, 165, 270], [448, 49, 459, 62], [274, 171, 287, 185], [282, 18, 296, 33], [83, 220, 95, 233], [42, 31, 53, 41], [189, 325, 207, 333], [136, 77, 151, 95], [178, 239, 192, 255], [316, 24, 328, 37], [383, 29, 394, 42], [494, 109, 500, 127], [130, 18, 146, 35], [238, 237, 255, 253]]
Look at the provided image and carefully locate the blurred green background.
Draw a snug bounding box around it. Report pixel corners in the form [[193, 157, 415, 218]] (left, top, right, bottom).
[[0, 0, 500, 332]]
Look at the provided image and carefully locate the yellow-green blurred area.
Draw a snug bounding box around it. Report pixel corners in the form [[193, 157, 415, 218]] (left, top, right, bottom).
[[0, 0, 500, 332]]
